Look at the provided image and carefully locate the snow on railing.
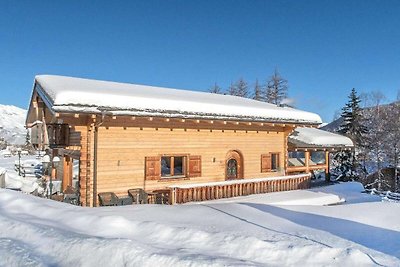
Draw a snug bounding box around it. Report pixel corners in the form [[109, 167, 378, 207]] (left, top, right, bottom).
[[169, 173, 310, 189], [169, 173, 311, 204]]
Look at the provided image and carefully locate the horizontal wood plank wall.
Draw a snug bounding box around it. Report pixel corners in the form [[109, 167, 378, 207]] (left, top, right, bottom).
[[96, 126, 287, 196]]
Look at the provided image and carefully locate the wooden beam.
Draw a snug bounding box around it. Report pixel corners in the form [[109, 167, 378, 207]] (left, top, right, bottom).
[[305, 150, 310, 173]]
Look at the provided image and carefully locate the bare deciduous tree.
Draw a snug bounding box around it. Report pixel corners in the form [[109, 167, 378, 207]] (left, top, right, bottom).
[[253, 79, 264, 101], [228, 82, 237, 96], [236, 78, 248, 98], [266, 68, 288, 105], [209, 82, 222, 94], [229, 78, 248, 98]]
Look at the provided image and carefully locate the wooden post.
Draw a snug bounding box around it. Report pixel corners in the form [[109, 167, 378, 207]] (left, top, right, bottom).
[[62, 156, 73, 192], [305, 150, 310, 174], [170, 188, 176, 204], [325, 151, 331, 182]]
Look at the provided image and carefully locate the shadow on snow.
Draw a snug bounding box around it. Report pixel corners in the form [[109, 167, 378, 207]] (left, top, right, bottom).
[[241, 203, 400, 258]]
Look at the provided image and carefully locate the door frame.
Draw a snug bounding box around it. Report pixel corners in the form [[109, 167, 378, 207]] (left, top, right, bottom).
[[225, 150, 244, 180]]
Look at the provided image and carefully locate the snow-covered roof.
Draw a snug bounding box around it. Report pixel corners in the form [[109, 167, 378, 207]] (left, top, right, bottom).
[[33, 75, 322, 125], [288, 127, 354, 148]]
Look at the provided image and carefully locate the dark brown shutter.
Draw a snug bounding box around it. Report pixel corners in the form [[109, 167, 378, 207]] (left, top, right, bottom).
[[261, 154, 272, 172], [188, 155, 201, 177], [145, 156, 161, 180]]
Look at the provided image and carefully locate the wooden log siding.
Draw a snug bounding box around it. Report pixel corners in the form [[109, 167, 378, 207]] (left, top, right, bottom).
[[169, 173, 311, 204], [96, 126, 289, 194]]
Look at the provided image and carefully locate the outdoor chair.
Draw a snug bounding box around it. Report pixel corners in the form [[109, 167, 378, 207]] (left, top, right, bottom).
[[128, 188, 148, 204], [98, 192, 120, 206], [153, 189, 170, 204], [63, 186, 80, 205]]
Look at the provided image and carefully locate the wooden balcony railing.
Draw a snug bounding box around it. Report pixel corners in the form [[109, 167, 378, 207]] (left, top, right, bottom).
[[47, 123, 70, 148], [169, 173, 311, 204]]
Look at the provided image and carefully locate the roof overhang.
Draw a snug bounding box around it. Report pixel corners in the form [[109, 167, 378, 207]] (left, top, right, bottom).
[[288, 127, 354, 149]]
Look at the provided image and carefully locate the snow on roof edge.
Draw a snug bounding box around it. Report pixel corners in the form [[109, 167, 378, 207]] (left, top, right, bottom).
[[289, 127, 354, 148], [34, 74, 323, 125]]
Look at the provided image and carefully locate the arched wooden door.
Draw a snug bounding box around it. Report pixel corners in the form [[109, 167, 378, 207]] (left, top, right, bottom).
[[225, 150, 243, 180]]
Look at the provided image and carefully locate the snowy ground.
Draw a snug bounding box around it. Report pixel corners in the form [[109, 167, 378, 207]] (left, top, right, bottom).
[[0, 157, 399, 266], [0, 154, 42, 193]]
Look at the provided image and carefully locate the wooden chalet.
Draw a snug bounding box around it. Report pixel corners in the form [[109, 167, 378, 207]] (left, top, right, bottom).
[[26, 75, 352, 206]]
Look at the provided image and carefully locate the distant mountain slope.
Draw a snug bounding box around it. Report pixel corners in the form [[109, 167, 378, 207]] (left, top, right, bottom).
[[321, 101, 399, 133], [321, 117, 343, 133], [0, 104, 27, 145]]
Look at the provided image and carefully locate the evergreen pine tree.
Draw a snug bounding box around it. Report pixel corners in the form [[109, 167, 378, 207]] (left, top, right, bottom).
[[338, 88, 367, 146], [334, 88, 368, 181], [25, 129, 31, 146]]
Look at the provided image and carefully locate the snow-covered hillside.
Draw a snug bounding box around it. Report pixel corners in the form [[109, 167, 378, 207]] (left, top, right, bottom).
[[0, 104, 27, 145], [0, 183, 399, 266]]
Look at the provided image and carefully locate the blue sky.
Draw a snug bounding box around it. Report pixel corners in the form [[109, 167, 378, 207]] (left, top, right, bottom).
[[1, 0, 400, 122]]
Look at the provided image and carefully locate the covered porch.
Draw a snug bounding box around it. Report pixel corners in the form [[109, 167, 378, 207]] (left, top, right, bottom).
[[287, 127, 354, 181]]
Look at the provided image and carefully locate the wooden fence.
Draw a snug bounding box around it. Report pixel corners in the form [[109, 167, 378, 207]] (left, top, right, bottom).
[[169, 174, 311, 204]]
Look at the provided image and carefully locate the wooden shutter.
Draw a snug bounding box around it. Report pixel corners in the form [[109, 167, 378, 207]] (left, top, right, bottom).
[[145, 156, 161, 180], [261, 154, 272, 172], [188, 155, 201, 177]]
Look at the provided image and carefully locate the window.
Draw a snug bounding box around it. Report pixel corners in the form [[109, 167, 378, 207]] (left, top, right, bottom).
[[271, 153, 279, 171], [288, 151, 306, 167], [310, 151, 326, 165], [145, 155, 201, 180], [226, 159, 238, 179], [161, 156, 186, 178]]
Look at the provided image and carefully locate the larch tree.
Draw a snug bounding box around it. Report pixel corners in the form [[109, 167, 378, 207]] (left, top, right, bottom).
[[383, 100, 400, 192], [266, 69, 288, 105], [253, 79, 265, 101], [235, 78, 248, 98], [209, 82, 222, 94], [363, 94, 389, 190], [228, 82, 238, 96]]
